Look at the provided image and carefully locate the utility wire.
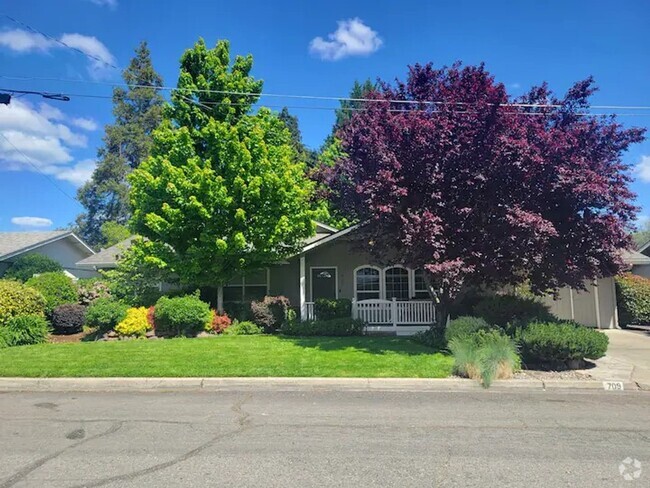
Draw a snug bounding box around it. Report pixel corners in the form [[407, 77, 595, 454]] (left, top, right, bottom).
[[0, 132, 82, 206], [2, 87, 648, 117], [0, 88, 70, 101], [1, 14, 120, 70], [3, 74, 650, 112]]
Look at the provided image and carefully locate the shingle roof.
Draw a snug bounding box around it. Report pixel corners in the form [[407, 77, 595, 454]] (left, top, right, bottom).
[[0, 231, 72, 260], [76, 236, 136, 269], [622, 249, 650, 266]]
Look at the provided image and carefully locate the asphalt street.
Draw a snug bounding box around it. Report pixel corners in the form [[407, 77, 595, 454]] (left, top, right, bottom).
[[0, 388, 648, 487]]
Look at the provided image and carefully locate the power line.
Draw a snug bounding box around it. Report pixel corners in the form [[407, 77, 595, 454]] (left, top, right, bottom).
[[0, 132, 82, 206], [2, 87, 649, 117], [3, 74, 650, 112], [1, 14, 120, 70]]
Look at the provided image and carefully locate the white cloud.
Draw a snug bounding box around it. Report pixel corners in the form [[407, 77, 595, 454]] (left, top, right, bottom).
[[50, 158, 96, 186], [59, 33, 117, 78], [0, 29, 116, 79], [634, 155, 650, 183], [11, 216, 53, 227], [87, 0, 118, 8], [0, 29, 51, 52], [71, 117, 98, 131], [0, 99, 95, 187], [309, 18, 382, 61]]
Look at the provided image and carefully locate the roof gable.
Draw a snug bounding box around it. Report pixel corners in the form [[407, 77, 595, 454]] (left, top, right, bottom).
[[0, 231, 94, 261]]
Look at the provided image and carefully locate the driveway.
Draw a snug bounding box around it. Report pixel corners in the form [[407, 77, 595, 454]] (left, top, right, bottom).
[[594, 330, 650, 388], [0, 389, 648, 487]]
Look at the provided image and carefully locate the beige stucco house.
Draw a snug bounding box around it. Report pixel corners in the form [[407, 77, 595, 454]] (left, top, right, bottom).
[[0, 231, 97, 279]]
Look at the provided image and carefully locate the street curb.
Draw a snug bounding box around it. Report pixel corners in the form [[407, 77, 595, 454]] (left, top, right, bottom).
[[0, 377, 643, 393]]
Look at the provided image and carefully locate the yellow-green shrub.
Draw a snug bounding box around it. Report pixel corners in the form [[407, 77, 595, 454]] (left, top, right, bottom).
[[115, 307, 151, 337], [0, 280, 46, 326]]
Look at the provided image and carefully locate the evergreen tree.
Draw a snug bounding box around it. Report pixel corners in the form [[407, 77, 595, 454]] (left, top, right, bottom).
[[278, 107, 318, 167], [75, 41, 164, 247]]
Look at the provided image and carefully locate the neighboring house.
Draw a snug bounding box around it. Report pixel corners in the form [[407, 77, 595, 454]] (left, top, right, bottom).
[[0, 231, 97, 279], [76, 222, 634, 334], [76, 236, 137, 272], [634, 240, 650, 278]]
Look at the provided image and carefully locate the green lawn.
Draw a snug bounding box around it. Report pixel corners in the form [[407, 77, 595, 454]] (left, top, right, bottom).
[[0, 335, 452, 378]]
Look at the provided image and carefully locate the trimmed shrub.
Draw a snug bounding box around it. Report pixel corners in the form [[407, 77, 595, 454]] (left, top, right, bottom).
[[77, 279, 111, 306], [0, 280, 46, 326], [445, 316, 491, 343], [449, 330, 520, 388], [223, 320, 263, 335], [115, 307, 151, 337], [313, 298, 352, 320], [84, 298, 129, 332], [250, 296, 290, 333], [26, 272, 78, 315], [3, 253, 62, 282], [51, 303, 86, 334], [615, 273, 650, 326], [2, 314, 50, 346], [519, 321, 609, 367], [154, 295, 211, 337], [146, 306, 155, 329], [281, 317, 365, 336], [412, 325, 447, 350], [206, 310, 232, 333], [223, 302, 250, 321], [474, 294, 555, 327]]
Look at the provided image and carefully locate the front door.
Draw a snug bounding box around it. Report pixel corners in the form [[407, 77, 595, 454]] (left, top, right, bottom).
[[311, 267, 337, 300]]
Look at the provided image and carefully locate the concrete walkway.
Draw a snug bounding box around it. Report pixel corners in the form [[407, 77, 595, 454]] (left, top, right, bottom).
[[588, 329, 650, 389]]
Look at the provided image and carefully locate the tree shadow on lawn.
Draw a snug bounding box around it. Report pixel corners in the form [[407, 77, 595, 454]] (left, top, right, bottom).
[[280, 336, 445, 356]]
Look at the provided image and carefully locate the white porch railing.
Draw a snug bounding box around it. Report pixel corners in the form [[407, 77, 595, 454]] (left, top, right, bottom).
[[352, 298, 436, 328]]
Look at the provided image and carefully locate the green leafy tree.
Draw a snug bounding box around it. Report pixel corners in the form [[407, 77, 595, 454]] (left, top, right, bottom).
[[100, 221, 131, 247], [3, 254, 63, 282], [129, 39, 318, 309], [76, 41, 164, 247], [633, 220, 650, 249], [333, 79, 376, 132]]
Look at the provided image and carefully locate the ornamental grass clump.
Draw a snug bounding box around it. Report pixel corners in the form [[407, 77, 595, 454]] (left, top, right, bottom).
[[448, 330, 520, 388], [115, 307, 151, 337]]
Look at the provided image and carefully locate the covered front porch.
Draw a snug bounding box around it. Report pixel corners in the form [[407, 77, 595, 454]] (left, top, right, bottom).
[[295, 251, 436, 335]]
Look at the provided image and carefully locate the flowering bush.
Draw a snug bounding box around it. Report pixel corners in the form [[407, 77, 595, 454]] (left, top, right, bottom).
[[77, 279, 111, 306], [205, 310, 232, 333], [115, 307, 152, 337], [147, 306, 156, 329]]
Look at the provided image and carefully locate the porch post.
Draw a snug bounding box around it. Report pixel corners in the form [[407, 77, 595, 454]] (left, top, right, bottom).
[[299, 254, 306, 321], [217, 285, 224, 314], [351, 298, 357, 319], [391, 297, 397, 332]]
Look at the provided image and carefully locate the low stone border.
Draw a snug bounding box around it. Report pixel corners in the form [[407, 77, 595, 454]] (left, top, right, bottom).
[[0, 377, 642, 393]]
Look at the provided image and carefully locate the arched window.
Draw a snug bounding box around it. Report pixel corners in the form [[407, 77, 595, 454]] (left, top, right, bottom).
[[385, 266, 410, 301], [355, 266, 381, 300]]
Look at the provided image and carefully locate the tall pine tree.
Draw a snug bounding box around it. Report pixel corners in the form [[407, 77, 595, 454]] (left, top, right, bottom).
[[76, 41, 164, 247]]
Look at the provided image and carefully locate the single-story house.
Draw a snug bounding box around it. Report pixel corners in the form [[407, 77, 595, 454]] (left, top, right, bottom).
[[0, 231, 98, 279], [76, 222, 639, 334], [76, 236, 136, 272]]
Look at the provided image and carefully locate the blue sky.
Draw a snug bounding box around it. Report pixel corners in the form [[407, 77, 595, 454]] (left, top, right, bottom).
[[0, 0, 649, 232]]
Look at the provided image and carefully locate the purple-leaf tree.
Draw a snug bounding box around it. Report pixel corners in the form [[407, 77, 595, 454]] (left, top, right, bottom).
[[322, 63, 645, 325]]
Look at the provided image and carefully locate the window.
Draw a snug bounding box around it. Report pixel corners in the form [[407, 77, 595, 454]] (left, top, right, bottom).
[[413, 269, 429, 299], [385, 267, 410, 301], [355, 267, 380, 300], [224, 269, 268, 302]]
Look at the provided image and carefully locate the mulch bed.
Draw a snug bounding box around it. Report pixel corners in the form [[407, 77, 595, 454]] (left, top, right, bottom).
[[49, 331, 91, 343]]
